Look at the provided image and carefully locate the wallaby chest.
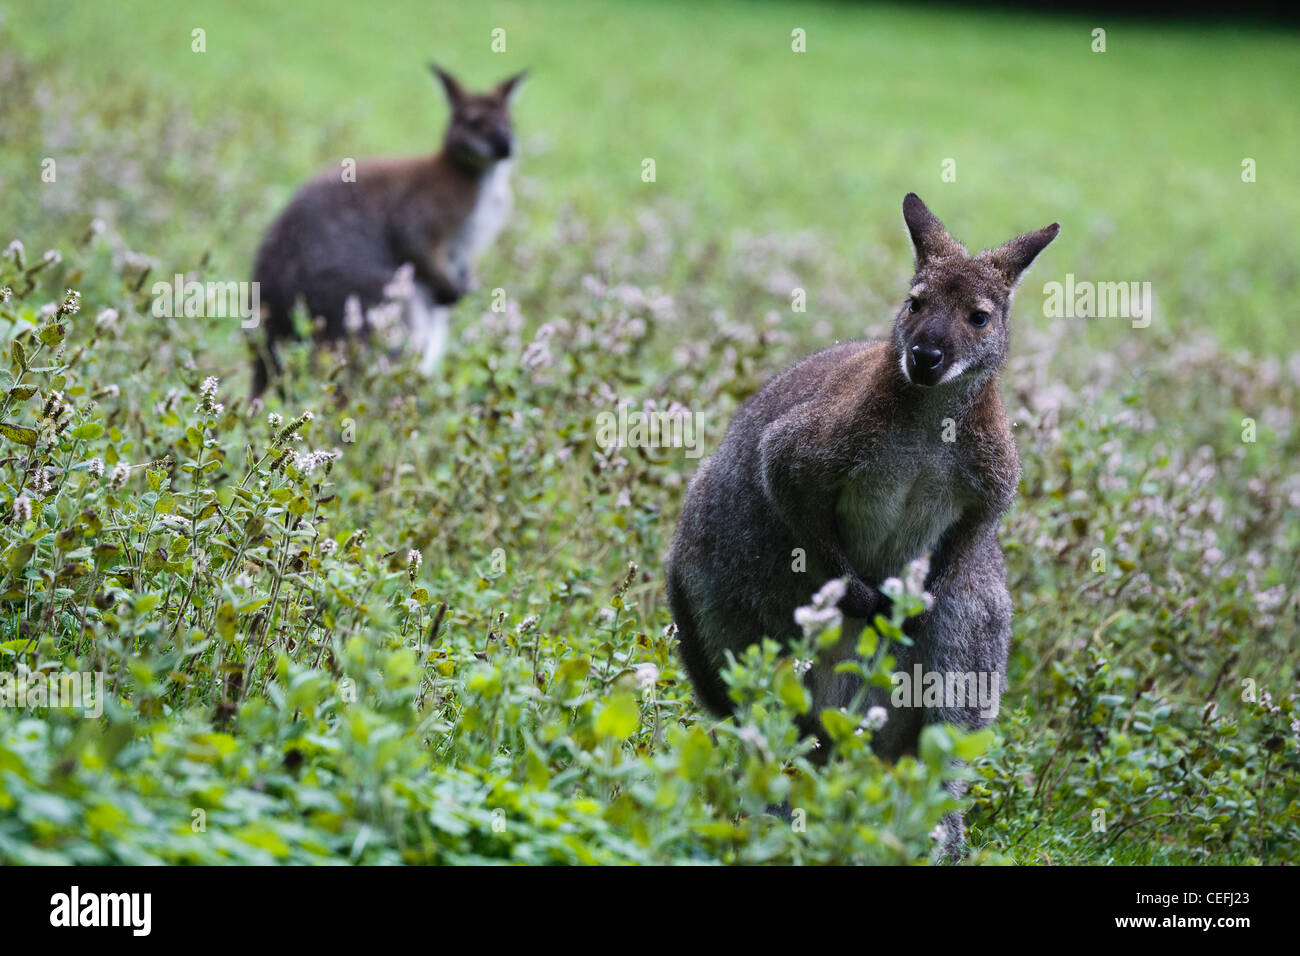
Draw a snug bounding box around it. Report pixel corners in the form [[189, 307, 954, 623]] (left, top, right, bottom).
[[446, 162, 512, 270], [835, 438, 971, 580]]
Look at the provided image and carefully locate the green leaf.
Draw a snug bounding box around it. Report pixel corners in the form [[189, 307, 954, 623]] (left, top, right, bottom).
[[70, 422, 104, 441], [679, 726, 714, 781], [775, 661, 811, 714], [215, 601, 237, 640], [595, 692, 640, 740], [38, 323, 65, 346], [953, 728, 994, 761], [919, 724, 954, 770], [820, 707, 858, 744], [0, 422, 38, 445]]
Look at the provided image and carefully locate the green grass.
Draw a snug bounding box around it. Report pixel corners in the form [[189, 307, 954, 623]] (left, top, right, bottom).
[[8, 0, 1300, 354], [0, 1, 1296, 864]]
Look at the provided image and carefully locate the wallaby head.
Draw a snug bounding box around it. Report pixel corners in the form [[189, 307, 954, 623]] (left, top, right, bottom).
[[430, 64, 528, 173], [894, 193, 1059, 388]]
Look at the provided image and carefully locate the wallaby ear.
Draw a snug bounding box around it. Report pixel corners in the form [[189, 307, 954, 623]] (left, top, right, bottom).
[[429, 63, 466, 108], [987, 222, 1061, 286], [495, 70, 529, 103], [902, 193, 964, 264]]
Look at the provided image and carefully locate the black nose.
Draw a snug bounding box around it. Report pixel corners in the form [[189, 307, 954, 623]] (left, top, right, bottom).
[[911, 344, 944, 370], [492, 133, 513, 159]]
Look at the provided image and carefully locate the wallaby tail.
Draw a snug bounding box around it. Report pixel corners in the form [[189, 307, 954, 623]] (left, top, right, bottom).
[[666, 566, 734, 718]]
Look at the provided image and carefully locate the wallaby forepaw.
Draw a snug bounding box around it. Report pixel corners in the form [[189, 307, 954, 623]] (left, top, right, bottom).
[[839, 577, 891, 622]]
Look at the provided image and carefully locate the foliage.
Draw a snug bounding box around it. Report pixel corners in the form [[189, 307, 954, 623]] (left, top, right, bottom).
[[0, 5, 1297, 864]]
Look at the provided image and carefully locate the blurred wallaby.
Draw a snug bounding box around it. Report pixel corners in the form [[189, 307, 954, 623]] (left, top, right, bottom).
[[666, 194, 1058, 764], [250, 64, 527, 399]]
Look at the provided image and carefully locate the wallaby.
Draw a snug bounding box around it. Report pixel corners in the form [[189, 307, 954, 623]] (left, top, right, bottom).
[[666, 194, 1058, 770], [249, 64, 527, 399]]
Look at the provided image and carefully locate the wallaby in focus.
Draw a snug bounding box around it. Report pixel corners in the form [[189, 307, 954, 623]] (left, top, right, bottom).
[[666, 194, 1058, 767], [250, 64, 527, 399]]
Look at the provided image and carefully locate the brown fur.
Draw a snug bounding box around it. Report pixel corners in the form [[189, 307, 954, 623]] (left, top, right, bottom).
[[249, 65, 526, 398]]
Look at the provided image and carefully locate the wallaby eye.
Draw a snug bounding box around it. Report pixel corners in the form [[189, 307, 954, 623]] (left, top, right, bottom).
[[969, 310, 990, 327], [907, 298, 921, 314]]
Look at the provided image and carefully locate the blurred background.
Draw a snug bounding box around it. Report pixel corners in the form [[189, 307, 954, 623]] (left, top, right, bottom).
[[4, 0, 1297, 354]]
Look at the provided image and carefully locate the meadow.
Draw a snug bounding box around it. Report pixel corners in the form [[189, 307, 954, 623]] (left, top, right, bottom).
[[0, 1, 1296, 864]]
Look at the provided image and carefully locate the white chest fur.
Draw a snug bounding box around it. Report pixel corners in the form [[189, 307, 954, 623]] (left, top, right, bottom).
[[449, 161, 512, 268], [836, 453, 963, 580]]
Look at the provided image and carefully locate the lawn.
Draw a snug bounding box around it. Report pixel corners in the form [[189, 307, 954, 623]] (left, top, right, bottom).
[[0, 0, 1295, 864]]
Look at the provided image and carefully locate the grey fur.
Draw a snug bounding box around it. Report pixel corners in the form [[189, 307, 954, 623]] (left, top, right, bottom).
[[666, 194, 1059, 770]]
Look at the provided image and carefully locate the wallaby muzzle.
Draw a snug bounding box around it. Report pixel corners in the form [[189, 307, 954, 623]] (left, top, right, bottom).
[[903, 329, 949, 386], [490, 130, 514, 159], [907, 343, 945, 385]]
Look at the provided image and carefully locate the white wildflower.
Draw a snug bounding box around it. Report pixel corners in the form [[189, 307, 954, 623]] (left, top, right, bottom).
[[383, 263, 417, 302], [9, 494, 31, 524], [60, 289, 80, 316], [343, 295, 365, 334], [794, 576, 849, 636], [521, 323, 556, 371], [811, 577, 847, 608]]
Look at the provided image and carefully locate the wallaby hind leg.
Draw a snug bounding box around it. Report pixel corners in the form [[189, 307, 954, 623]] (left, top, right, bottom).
[[797, 622, 873, 764], [938, 779, 970, 862], [666, 568, 734, 718], [406, 286, 450, 376]]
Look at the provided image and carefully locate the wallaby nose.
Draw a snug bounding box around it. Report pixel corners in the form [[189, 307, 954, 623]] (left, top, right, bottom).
[[911, 344, 944, 371]]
